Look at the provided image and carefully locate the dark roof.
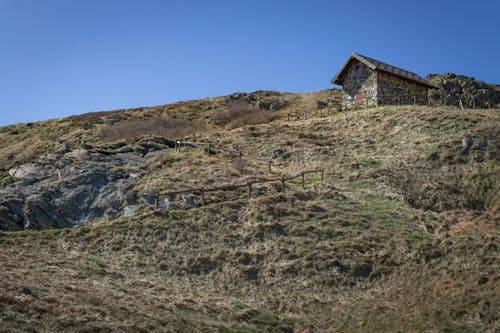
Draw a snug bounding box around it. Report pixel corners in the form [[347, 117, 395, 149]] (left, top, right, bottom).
[[332, 53, 438, 89]]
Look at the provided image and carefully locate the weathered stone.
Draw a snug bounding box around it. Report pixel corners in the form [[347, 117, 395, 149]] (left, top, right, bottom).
[[428, 152, 440, 161], [55, 141, 72, 154], [461, 136, 474, 154], [316, 100, 328, 109], [426, 73, 500, 108], [0, 163, 130, 230], [116, 145, 135, 154], [65, 148, 91, 161], [123, 205, 136, 217], [334, 54, 435, 109], [182, 194, 197, 208]]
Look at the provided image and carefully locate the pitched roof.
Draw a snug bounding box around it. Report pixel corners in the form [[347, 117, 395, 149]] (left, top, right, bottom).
[[331, 53, 438, 89]]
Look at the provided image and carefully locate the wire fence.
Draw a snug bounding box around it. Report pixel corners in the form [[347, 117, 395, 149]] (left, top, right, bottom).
[[377, 93, 497, 109]]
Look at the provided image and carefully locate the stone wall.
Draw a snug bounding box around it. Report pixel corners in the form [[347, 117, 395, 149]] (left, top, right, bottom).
[[376, 71, 429, 105], [340, 61, 378, 109]]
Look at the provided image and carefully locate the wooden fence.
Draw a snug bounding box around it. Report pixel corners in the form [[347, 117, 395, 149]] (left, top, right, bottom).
[[153, 169, 325, 209], [175, 139, 274, 172], [285, 108, 335, 122]]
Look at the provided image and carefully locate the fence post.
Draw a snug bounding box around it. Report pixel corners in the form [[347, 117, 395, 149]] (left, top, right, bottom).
[[247, 183, 252, 198], [301, 172, 305, 189], [207, 143, 211, 156], [281, 177, 285, 193], [413, 96, 416, 105], [268, 160, 272, 173], [303, 112, 307, 121], [200, 190, 205, 206], [155, 193, 159, 209], [321, 169, 324, 182], [287, 113, 290, 122]]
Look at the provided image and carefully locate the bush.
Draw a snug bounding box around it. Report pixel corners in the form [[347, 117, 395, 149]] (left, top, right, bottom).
[[99, 117, 192, 142], [388, 161, 498, 212], [210, 101, 273, 129]]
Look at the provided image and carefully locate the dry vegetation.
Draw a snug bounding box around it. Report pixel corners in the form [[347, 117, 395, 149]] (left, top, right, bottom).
[[99, 117, 193, 142], [0, 90, 499, 332], [210, 101, 274, 129]]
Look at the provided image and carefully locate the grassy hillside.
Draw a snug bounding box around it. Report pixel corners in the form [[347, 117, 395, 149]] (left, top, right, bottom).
[[0, 90, 499, 332]]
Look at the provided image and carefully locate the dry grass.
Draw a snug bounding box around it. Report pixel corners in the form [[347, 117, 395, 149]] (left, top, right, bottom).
[[99, 117, 194, 142], [0, 93, 499, 332], [210, 101, 274, 129]]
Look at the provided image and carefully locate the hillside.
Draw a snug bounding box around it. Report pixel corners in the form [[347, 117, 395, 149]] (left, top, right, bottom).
[[0, 83, 499, 332]]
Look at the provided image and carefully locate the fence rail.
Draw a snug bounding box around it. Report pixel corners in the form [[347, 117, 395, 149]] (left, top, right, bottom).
[[175, 139, 274, 172], [153, 169, 325, 209]]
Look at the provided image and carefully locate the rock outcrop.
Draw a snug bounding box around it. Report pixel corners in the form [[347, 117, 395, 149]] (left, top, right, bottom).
[[427, 73, 500, 108], [0, 138, 172, 231]]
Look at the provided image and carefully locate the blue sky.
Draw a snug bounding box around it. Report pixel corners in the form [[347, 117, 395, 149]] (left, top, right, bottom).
[[0, 0, 499, 126]]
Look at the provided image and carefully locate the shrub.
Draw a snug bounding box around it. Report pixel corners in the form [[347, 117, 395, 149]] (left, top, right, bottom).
[[388, 161, 498, 212], [99, 117, 192, 142], [210, 101, 273, 129]]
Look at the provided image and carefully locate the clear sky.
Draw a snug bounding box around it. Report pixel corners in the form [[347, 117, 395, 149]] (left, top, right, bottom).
[[0, 0, 499, 126]]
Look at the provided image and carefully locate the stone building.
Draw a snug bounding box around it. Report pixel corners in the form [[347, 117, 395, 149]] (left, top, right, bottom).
[[331, 53, 438, 109]]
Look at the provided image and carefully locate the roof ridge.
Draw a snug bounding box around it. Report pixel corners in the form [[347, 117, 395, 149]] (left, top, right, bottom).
[[332, 52, 438, 89]]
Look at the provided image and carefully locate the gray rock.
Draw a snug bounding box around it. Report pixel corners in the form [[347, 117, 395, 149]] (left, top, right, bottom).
[[461, 136, 474, 154], [164, 195, 183, 210], [0, 191, 25, 230], [65, 148, 91, 161], [139, 141, 169, 151], [123, 205, 136, 217], [0, 163, 130, 230], [55, 142, 72, 154], [316, 100, 328, 109], [182, 194, 197, 208], [115, 145, 135, 154], [141, 192, 157, 205], [428, 152, 440, 161], [228, 92, 250, 102], [271, 149, 285, 159], [477, 138, 488, 150]]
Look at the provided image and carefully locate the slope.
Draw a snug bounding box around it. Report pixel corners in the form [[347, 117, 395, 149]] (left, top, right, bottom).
[[0, 89, 499, 332]]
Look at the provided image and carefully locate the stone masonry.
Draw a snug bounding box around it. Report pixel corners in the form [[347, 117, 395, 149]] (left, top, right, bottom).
[[333, 53, 436, 109]]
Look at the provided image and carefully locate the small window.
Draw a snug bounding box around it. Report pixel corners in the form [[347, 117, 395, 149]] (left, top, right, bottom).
[[355, 65, 363, 79]]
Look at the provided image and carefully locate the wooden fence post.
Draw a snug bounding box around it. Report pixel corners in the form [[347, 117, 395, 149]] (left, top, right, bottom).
[[301, 172, 305, 189], [155, 193, 159, 209], [321, 169, 324, 182], [413, 96, 416, 105], [268, 161, 272, 173], [281, 177, 285, 193], [459, 99, 464, 110], [247, 183, 252, 198], [287, 113, 290, 122], [207, 144, 211, 156], [200, 190, 205, 206]]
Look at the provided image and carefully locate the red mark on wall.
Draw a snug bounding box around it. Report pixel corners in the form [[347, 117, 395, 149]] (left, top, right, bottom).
[[355, 92, 364, 106]]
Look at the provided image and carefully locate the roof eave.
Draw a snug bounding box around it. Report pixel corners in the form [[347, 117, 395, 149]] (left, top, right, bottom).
[[331, 52, 376, 86]]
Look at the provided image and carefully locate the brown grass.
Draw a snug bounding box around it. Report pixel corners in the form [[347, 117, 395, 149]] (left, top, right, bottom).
[[99, 117, 194, 142], [210, 101, 273, 129]]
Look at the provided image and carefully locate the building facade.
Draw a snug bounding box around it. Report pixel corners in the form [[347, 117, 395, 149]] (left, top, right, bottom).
[[332, 53, 437, 109]]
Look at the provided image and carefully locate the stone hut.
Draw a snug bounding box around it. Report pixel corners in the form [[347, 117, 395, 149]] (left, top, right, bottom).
[[331, 52, 438, 109]]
